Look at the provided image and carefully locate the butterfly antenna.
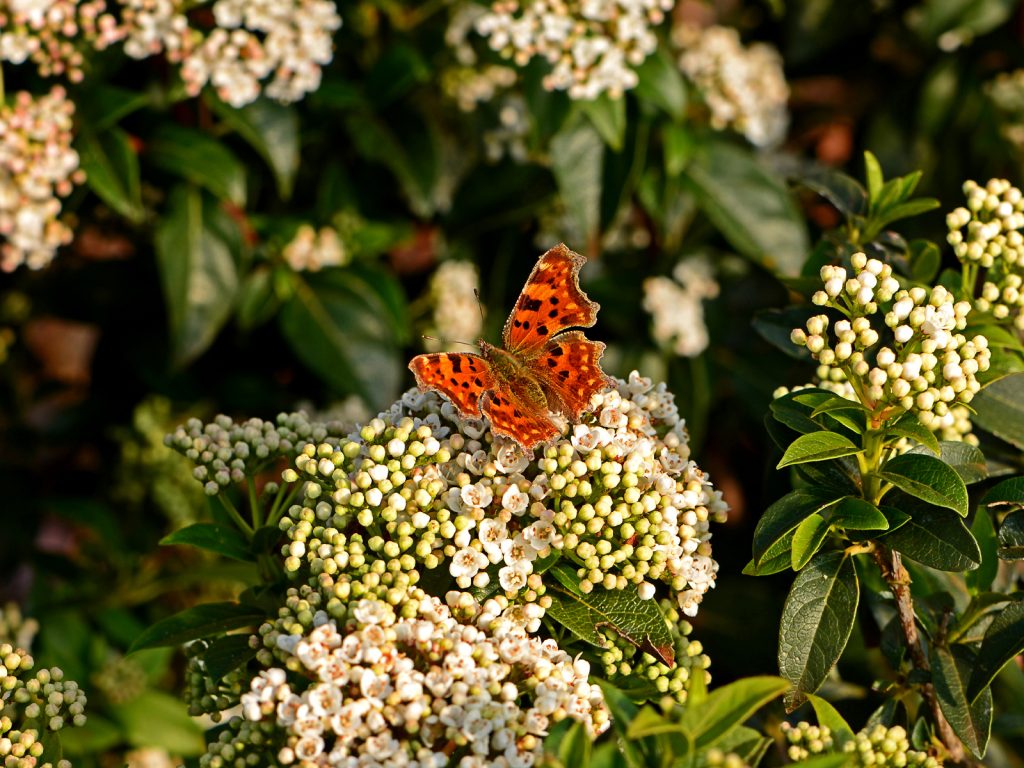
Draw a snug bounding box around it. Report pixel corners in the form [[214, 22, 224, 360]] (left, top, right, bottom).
[[421, 335, 478, 350], [473, 288, 486, 326]]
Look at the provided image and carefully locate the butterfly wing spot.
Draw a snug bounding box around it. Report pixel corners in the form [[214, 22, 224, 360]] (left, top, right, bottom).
[[481, 389, 560, 450], [409, 353, 494, 418], [533, 331, 611, 420]]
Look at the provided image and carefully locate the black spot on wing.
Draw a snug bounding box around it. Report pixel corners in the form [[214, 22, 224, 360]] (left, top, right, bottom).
[[521, 297, 542, 312], [452, 356, 463, 373]]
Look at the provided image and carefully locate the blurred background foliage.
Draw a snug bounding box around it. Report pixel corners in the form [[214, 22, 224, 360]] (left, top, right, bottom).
[[2, 0, 1024, 766]]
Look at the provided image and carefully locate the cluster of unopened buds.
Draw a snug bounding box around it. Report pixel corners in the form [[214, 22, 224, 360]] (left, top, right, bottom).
[[241, 594, 609, 767], [0, 642, 87, 768], [0, 87, 84, 272], [782, 722, 941, 768], [474, 0, 674, 100], [673, 24, 790, 148], [791, 254, 990, 430], [0, 0, 107, 80]]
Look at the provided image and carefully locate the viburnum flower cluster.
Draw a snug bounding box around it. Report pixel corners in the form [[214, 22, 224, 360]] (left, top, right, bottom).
[[673, 24, 789, 148], [474, 0, 674, 100], [282, 225, 349, 273], [947, 178, 1024, 331], [782, 722, 941, 768], [789, 253, 991, 433], [242, 594, 609, 767], [0, 87, 84, 272], [0, 642, 87, 768], [642, 256, 720, 357], [97, 0, 195, 62], [0, 0, 107, 80], [425, 260, 484, 352]]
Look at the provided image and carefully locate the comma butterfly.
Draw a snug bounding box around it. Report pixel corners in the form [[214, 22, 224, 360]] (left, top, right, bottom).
[[409, 244, 611, 450]]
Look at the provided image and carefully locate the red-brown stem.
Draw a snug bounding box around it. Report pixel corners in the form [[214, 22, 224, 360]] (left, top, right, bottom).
[[872, 545, 968, 764]]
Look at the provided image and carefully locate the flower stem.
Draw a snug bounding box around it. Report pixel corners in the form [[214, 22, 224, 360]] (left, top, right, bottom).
[[219, 493, 255, 539], [248, 476, 262, 530], [872, 545, 967, 764]]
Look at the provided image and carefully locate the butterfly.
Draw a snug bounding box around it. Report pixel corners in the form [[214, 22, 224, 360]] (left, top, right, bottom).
[[409, 244, 611, 450]]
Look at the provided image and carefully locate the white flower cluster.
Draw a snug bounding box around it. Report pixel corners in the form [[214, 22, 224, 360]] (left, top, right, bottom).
[[425, 260, 484, 352], [791, 254, 991, 430], [947, 178, 1024, 331], [483, 97, 530, 163], [643, 256, 720, 358], [179, 0, 341, 107], [97, 0, 195, 61], [0, 87, 84, 272], [0, 0, 107, 80], [242, 595, 609, 768], [474, 0, 674, 100], [674, 24, 789, 148], [283, 225, 349, 273], [947, 179, 1024, 268]]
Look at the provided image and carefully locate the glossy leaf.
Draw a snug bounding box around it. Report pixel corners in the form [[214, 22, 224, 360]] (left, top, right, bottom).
[[634, 46, 687, 119], [907, 441, 987, 485], [753, 490, 830, 566], [807, 694, 855, 745], [78, 126, 144, 223], [825, 497, 888, 531], [551, 116, 604, 244], [997, 511, 1024, 560], [680, 676, 790, 749], [930, 645, 992, 758], [155, 185, 239, 366], [778, 551, 859, 709], [160, 523, 251, 562], [129, 602, 265, 652], [580, 95, 626, 151], [883, 503, 980, 571], [885, 413, 940, 456], [877, 453, 969, 517], [210, 95, 300, 199], [777, 431, 861, 469], [791, 513, 829, 570], [971, 373, 1024, 449], [684, 139, 809, 276], [967, 598, 1024, 701], [546, 584, 675, 666], [146, 124, 246, 205], [966, 508, 998, 592]]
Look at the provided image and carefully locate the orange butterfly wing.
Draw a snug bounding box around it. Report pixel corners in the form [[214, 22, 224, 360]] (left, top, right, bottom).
[[533, 331, 612, 420], [502, 244, 599, 355], [408, 352, 494, 417], [480, 389, 560, 448]]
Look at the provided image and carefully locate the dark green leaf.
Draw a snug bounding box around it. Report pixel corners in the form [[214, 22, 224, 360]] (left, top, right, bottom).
[[753, 490, 830, 566], [882, 503, 980, 571], [78, 127, 144, 222], [907, 441, 987, 485], [558, 721, 592, 766], [110, 690, 205, 755], [981, 476, 1024, 506], [684, 139, 809, 276], [778, 432, 861, 469], [551, 116, 604, 243], [76, 85, 151, 131], [778, 551, 859, 709], [998, 510, 1024, 560], [930, 645, 992, 758], [966, 508, 998, 592], [825, 497, 889, 531], [147, 124, 246, 205], [681, 676, 789, 749], [878, 453, 969, 516], [909, 240, 941, 283], [752, 308, 815, 360], [581, 95, 626, 151], [129, 603, 266, 652], [634, 47, 687, 119], [967, 598, 1024, 701], [210, 96, 300, 199], [885, 413, 940, 456], [235, 266, 278, 330], [664, 123, 697, 178], [160, 523, 252, 561], [546, 584, 675, 666], [155, 185, 238, 366], [200, 633, 257, 681], [791, 514, 829, 570], [972, 373, 1024, 449]]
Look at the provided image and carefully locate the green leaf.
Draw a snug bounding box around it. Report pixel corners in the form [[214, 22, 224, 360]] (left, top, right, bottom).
[[872, 198, 941, 231], [885, 413, 940, 456], [146, 124, 246, 205], [109, 690, 205, 755], [877, 453, 969, 517], [551, 116, 604, 244], [791, 514, 829, 571], [981, 476, 1024, 506], [626, 706, 683, 739], [209, 95, 300, 200], [664, 123, 697, 178], [930, 645, 992, 758], [160, 523, 252, 562], [882, 502, 981, 571], [909, 240, 942, 283], [681, 676, 790, 749], [57, 715, 121, 754], [129, 602, 265, 652], [558, 721, 592, 766], [634, 47, 687, 119], [753, 490, 831, 566], [580, 95, 626, 151], [966, 507, 998, 592], [971, 373, 1024, 449], [155, 185, 239, 366], [824, 497, 889, 531], [907, 441, 987, 485], [683, 139, 809, 276], [967, 598, 1024, 701], [236, 266, 278, 330], [279, 269, 404, 409], [998, 510, 1024, 560], [76, 85, 151, 131], [864, 152, 884, 204], [778, 432, 861, 469], [787, 755, 854, 768], [807, 694, 856, 745], [77, 126, 144, 223], [546, 584, 675, 666], [198, 633, 256, 681], [778, 551, 859, 709]]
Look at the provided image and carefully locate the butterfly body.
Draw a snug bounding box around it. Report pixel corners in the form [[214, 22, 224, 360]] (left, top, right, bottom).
[[409, 244, 611, 450]]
